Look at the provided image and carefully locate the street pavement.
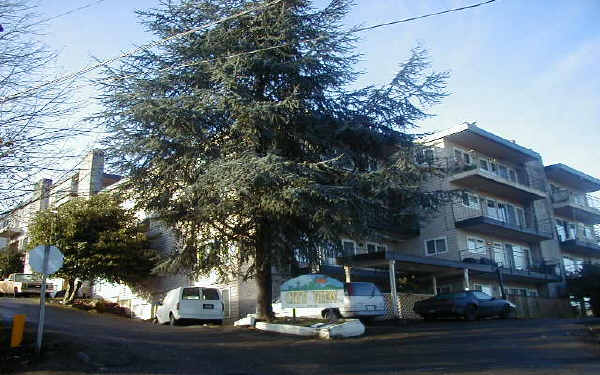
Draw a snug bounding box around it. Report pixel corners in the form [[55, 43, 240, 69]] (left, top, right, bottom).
[[1, 297, 600, 374]]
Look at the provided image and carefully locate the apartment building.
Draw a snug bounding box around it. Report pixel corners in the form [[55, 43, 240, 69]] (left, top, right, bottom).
[[544, 164, 600, 278], [0, 150, 121, 275], [335, 124, 568, 308]]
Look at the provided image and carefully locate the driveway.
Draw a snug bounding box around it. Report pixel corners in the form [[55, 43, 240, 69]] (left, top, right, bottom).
[[1, 297, 600, 374]]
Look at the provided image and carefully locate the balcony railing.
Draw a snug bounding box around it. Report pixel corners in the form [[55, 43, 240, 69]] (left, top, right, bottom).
[[459, 246, 561, 278], [452, 201, 554, 238], [557, 223, 600, 247], [444, 155, 547, 193], [551, 190, 600, 211]]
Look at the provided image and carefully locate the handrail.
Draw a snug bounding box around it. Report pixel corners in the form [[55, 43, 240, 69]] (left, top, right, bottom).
[[458, 246, 560, 277], [452, 201, 554, 237], [442, 155, 547, 192], [551, 189, 600, 211]]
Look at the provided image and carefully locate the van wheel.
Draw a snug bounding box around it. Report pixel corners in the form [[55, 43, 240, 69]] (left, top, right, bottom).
[[169, 313, 178, 326], [324, 309, 340, 322], [152, 317, 159, 325]]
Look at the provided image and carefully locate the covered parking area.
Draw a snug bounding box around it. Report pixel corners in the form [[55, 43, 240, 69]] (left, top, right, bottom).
[[335, 251, 561, 318]]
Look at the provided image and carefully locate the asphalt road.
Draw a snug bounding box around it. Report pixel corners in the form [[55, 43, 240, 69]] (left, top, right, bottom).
[[1, 297, 600, 375]]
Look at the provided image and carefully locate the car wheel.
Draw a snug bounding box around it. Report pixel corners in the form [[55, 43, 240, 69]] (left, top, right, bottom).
[[324, 309, 340, 322], [464, 304, 478, 321], [500, 304, 512, 319], [169, 313, 178, 326]]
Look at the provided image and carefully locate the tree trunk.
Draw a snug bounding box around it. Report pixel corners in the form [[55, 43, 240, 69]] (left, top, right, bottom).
[[65, 278, 82, 303], [62, 278, 74, 304], [255, 223, 274, 321]]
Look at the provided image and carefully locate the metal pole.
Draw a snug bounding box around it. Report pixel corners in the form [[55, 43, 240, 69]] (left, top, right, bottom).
[[463, 268, 470, 290], [497, 266, 506, 299], [432, 275, 438, 296], [36, 244, 50, 355], [389, 260, 399, 318]]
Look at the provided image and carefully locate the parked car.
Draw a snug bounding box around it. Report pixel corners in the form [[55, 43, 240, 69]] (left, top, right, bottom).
[[413, 290, 516, 321], [0, 273, 55, 297], [273, 281, 386, 321], [155, 286, 224, 326]]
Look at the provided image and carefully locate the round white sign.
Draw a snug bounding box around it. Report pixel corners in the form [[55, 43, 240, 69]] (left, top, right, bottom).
[[29, 245, 64, 275]]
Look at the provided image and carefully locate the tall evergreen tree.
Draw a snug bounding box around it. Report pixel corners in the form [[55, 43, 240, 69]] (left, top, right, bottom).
[[94, 0, 449, 319]]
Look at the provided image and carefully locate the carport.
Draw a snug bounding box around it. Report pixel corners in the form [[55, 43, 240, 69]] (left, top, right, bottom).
[[336, 250, 560, 317]]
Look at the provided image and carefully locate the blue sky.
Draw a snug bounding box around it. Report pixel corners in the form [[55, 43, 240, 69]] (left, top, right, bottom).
[[36, 0, 600, 179]]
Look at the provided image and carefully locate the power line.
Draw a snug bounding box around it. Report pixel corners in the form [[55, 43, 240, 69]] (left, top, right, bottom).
[[0, 0, 497, 103], [354, 0, 496, 32], [110, 0, 498, 83], [0, 0, 283, 105], [33, 0, 108, 26]]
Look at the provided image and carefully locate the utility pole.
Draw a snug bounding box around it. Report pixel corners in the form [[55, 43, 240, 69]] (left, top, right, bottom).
[[36, 243, 50, 355]]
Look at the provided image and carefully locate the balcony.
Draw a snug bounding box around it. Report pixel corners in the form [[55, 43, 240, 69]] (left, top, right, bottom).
[[557, 225, 600, 256], [0, 218, 23, 238], [459, 246, 561, 282], [453, 202, 553, 242], [551, 190, 600, 224], [446, 158, 547, 203]]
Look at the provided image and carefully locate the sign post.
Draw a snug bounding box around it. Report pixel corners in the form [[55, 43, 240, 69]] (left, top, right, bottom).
[[29, 244, 63, 355]]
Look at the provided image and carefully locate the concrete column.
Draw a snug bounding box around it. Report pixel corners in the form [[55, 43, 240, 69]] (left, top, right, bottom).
[[389, 260, 399, 318], [463, 268, 470, 290], [432, 275, 437, 295], [344, 265, 352, 283]]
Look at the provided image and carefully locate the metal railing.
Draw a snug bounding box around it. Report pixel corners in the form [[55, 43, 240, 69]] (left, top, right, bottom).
[[444, 155, 547, 193], [557, 223, 600, 247], [452, 201, 554, 237], [551, 189, 600, 212], [459, 246, 561, 278]]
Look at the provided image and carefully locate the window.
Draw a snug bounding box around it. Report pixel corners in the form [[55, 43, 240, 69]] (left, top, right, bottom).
[[342, 240, 355, 256], [479, 159, 489, 171], [202, 288, 220, 301], [556, 219, 567, 241], [498, 165, 508, 179], [473, 291, 493, 301], [367, 243, 376, 253], [584, 225, 593, 239], [527, 289, 538, 297], [512, 246, 529, 270], [454, 148, 471, 165], [417, 148, 434, 164], [437, 285, 452, 294], [467, 237, 486, 255], [182, 287, 201, 300], [461, 192, 479, 209], [376, 245, 387, 253], [486, 199, 498, 219], [425, 237, 447, 256], [567, 223, 577, 239]]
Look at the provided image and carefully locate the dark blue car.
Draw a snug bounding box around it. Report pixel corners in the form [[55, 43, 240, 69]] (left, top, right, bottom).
[[413, 290, 516, 321]]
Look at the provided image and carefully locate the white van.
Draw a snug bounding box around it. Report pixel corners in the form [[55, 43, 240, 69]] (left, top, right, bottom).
[[155, 286, 224, 325], [273, 282, 386, 321]]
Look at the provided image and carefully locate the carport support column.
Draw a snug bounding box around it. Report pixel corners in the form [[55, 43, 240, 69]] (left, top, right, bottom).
[[432, 275, 437, 295], [463, 268, 470, 290], [389, 260, 399, 318], [344, 265, 352, 283]]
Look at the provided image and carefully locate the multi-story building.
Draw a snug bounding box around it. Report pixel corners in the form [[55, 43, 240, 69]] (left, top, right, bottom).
[[0, 150, 121, 274], [544, 163, 600, 278], [334, 124, 565, 306]]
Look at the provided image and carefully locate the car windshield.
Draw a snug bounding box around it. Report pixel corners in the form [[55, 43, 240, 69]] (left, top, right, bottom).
[[14, 274, 40, 282], [435, 292, 467, 300]]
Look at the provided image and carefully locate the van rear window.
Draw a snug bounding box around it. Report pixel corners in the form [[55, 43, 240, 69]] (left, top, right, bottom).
[[203, 288, 219, 300], [344, 282, 381, 296], [182, 287, 201, 300]]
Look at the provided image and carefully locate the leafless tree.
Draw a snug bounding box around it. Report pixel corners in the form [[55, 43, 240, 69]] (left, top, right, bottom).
[[0, 0, 86, 211]]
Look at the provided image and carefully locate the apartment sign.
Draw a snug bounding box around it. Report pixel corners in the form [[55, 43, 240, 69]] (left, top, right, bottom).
[[280, 274, 344, 309]]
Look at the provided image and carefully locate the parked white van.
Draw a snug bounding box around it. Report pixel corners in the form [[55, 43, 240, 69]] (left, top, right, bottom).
[[273, 282, 386, 321], [155, 286, 224, 326]]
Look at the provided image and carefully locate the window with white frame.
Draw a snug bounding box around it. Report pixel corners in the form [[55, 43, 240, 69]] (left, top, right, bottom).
[[467, 237, 486, 255], [454, 148, 472, 165], [425, 237, 447, 256], [461, 192, 480, 209]]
